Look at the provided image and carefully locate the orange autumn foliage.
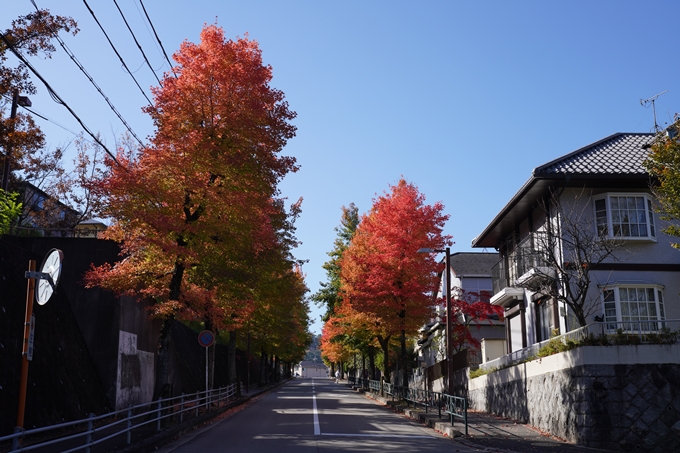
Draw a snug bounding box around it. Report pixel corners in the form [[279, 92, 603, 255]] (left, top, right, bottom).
[[84, 25, 299, 329], [340, 179, 451, 338]]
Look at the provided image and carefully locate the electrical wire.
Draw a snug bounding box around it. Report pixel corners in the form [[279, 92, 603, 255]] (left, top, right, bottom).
[[29, 0, 145, 147], [138, 0, 178, 79], [81, 0, 154, 107], [0, 30, 120, 166], [112, 0, 161, 85]]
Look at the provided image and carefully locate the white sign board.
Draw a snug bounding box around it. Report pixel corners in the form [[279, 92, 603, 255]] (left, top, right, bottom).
[[27, 315, 35, 361]]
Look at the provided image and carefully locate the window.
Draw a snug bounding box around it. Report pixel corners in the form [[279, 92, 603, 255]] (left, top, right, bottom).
[[602, 285, 665, 332], [594, 194, 655, 239]]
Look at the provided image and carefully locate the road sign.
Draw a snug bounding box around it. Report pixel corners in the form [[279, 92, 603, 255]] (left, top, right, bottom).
[[198, 330, 215, 348], [36, 249, 63, 305]]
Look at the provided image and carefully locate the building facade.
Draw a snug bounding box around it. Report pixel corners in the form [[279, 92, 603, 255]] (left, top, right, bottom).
[[472, 133, 680, 353]]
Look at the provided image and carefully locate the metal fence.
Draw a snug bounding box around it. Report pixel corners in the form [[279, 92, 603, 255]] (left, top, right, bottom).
[[346, 376, 468, 435], [1, 383, 241, 453]]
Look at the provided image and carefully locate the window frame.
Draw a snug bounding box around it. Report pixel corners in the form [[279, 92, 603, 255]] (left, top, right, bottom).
[[593, 193, 656, 241], [601, 284, 666, 332]]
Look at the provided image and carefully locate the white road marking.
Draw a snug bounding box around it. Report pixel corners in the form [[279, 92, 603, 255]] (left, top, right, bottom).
[[312, 379, 320, 435]]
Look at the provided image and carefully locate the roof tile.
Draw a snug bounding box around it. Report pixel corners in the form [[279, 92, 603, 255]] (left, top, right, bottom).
[[534, 133, 654, 176]]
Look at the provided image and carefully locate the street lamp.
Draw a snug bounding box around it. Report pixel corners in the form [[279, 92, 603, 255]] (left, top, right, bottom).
[[418, 246, 453, 396], [1, 90, 32, 192]]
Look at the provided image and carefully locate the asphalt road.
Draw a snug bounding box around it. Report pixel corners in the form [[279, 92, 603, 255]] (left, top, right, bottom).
[[155, 378, 491, 452]]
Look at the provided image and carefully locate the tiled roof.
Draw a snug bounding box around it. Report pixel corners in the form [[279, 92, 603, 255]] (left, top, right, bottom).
[[534, 133, 654, 176], [471, 132, 656, 249], [449, 252, 498, 276]]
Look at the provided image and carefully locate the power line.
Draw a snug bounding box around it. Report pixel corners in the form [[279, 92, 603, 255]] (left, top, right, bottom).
[[81, 0, 154, 107], [2, 94, 99, 150], [138, 0, 177, 79], [29, 0, 145, 147], [0, 30, 120, 166], [112, 0, 161, 85]]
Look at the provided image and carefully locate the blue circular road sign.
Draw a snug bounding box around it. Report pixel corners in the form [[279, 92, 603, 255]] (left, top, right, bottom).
[[198, 330, 215, 348]]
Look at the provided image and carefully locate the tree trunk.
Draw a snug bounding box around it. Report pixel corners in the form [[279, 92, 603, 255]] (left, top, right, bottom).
[[153, 316, 174, 400], [259, 347, 266, 386], [377, 335, 391, 383], [205, 319, 214, 390], [268, 353, 273, 383], [400, 329, 407, 387], [153, 259, 185, 400], [228, 330, 237, 384], [246, 332, 251, 393], [368, 346, 376, 380]]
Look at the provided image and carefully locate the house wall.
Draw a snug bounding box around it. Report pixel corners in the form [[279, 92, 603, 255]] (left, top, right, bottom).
[[468, 345, 680, 452], [481, 338, 506, 363], [299, 366, 328, 378], [508, 312, 524, 351], [500, 188, 680, 352], [558, 188, 680, 309]]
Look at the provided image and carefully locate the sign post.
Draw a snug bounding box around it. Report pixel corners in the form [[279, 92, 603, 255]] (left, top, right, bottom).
[[15, 260, 36, 436], [198, 330, 215, 393], [14, 249, 63, 450]]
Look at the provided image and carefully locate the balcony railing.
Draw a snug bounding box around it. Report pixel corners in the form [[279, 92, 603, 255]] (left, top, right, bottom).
[[491, 232, 553, 294]]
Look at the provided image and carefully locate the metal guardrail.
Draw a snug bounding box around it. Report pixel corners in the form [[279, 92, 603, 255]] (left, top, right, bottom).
[[0, 383, 241, 453], [443, 394, 468, 436], [477, 320, 680, 373], [403, 387, 438, 414], [350, 378, 468, 434]]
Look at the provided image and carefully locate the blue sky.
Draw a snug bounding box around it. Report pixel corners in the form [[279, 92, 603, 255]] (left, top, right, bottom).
[[4, 1, 680, 334]]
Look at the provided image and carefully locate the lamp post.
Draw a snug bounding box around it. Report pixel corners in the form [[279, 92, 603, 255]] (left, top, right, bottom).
[[418, 246, 452, 396], [2, 90, 32, 192]]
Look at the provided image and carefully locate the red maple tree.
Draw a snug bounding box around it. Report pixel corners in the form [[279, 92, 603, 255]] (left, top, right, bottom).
[[448, 289, 504, 354], [84, 25, 300, 397], [339, 179, 451, 383]]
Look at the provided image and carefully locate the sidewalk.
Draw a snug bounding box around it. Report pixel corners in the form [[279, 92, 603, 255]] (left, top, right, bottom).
[[348, 381, 615, 453], [0, 383, 280, 453]]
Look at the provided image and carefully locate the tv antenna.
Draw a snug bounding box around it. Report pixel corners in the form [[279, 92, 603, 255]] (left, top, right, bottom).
[[640, 90, 668, 132]]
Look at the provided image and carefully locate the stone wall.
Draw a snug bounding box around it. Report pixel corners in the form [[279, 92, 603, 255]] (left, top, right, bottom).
[[468, 345, 680, 452]]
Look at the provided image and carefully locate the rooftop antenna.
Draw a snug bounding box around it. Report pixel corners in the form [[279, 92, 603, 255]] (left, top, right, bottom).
[[640, 90, 668, 132]]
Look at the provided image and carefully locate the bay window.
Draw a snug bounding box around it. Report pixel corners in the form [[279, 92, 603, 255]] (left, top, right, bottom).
[[602, 285, 665, 332], [594, 194, 656, 239]]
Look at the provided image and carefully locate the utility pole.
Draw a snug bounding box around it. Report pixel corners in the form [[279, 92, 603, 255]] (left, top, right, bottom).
[[444, 246, 453, 396], [2, 90, 32, 192], [417, 246, 453, 395]]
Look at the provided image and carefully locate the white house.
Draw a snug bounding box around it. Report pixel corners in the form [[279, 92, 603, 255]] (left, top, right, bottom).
[[294, 360, 329, 378], [472, 132, 680, 353], [416, 252, 505, 390]]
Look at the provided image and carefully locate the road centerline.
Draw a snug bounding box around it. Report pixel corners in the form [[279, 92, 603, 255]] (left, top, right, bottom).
[[312, 379, 320, 435]]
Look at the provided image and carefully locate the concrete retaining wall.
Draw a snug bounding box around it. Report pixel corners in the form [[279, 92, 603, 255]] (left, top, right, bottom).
[[468, 345, 680, 452]]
